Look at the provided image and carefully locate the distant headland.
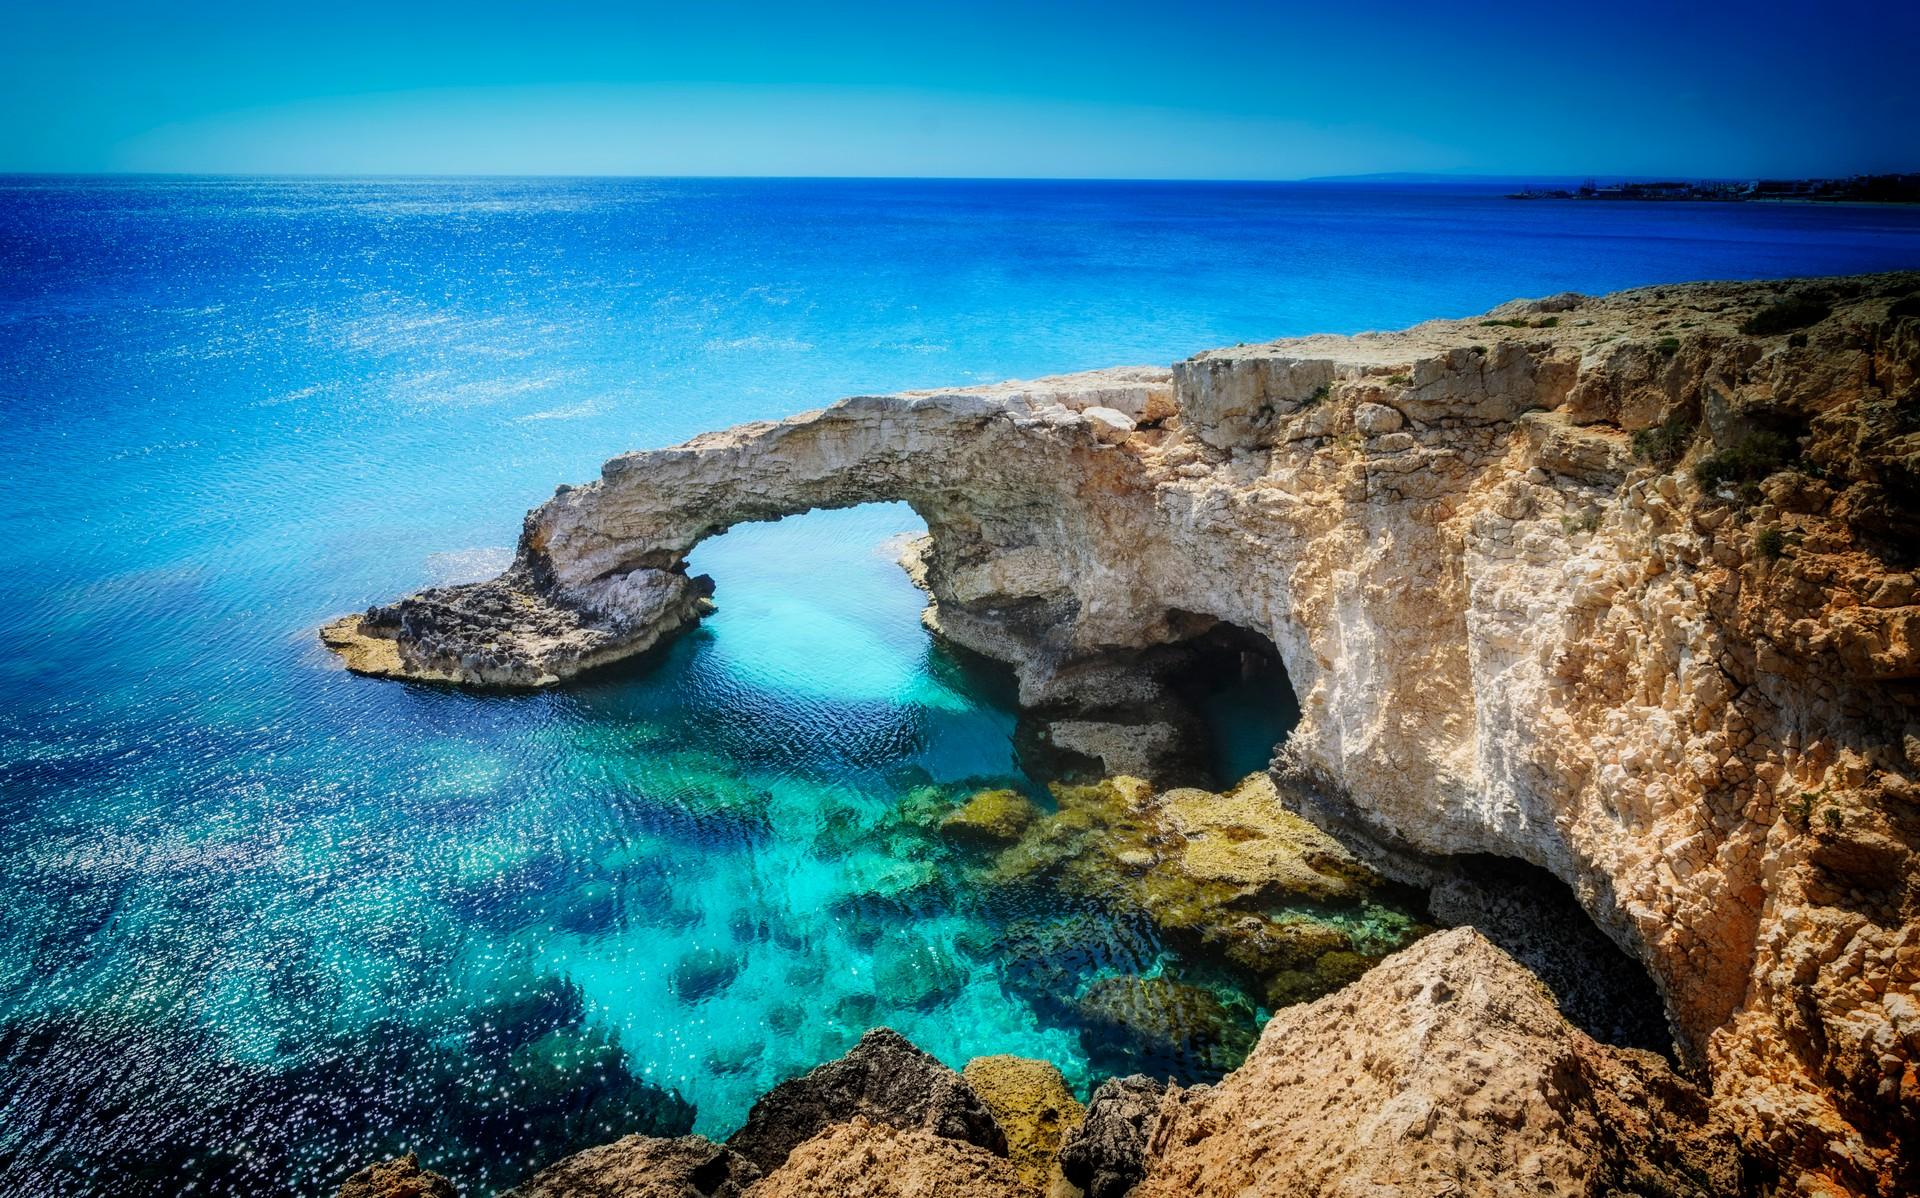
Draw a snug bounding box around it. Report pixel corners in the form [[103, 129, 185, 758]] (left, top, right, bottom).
[[1507, 172, 1920, 203]]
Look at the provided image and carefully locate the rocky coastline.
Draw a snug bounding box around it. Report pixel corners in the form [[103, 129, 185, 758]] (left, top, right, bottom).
[[328, 273, 1920, 1195]]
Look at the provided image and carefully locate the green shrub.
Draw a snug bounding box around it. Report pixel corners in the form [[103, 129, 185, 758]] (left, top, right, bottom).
[[1561, 508, 1601, 535], [1631, 410, 1696, 467], [1387, 373, 1411, 386], [1788, 789, 1822, 829], [1655, 336, 1681, 355], [1479, 318, 1527, 328], [1754, 525, 1785, 559], [1692, 430, 1795, 497], [1300, 384, 1329, 408], [1533, 316, 1560, 329], [1740, 293, 1831, 336]]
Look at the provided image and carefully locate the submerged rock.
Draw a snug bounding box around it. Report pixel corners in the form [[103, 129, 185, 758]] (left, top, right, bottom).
[[989, 912, 1163, 1031], [938, 787, 1041, 847], [1070, 975, 1257, 1079], [1058, 1075, 1166, 1198], [497, 1134, 759, 1198], [871, 938, 969, 1010], [960, 1055, 1085, 1196], [982, 773, 1423, 1016], [724, 1028, 1007, 1175], [336, 1153, 456, 1198], [669, 947, 742, 1003]]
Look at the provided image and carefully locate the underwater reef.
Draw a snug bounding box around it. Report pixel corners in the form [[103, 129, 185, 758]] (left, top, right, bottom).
[[331, 273, 1920, 1195]]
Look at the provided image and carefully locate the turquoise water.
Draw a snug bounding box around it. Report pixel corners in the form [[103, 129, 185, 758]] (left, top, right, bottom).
[[4, 177, 1920, 1196]]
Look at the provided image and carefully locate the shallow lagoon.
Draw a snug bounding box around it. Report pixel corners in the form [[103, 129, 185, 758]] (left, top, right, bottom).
[[5, 178, 1920, 1195]]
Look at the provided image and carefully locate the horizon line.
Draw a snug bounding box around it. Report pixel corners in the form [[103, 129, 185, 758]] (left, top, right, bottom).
[[3, 169, 1907, 184]]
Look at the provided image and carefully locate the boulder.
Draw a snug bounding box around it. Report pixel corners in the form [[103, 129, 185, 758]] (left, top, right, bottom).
[[497, 1135, 758, 1198], [1130, 930, 1741, 1198], [336, 1153, 457, 1198], [1058, 1076, 1166, 1198], [725, 1028, 1007, 1175], [1352, 400, 1405, 435], [741, 1117, 1025, 1198], [960, 1056, 1085, 1194]]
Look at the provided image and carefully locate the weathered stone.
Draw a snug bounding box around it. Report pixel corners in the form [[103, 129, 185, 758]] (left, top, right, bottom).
[[725, 1028, 1007, 1175], [497, 1134, 759, 1198], [1352, 400, 1405, 435], [1131, 930, 1743, 1198], [741, 1117, 1025, 1198], [960, 1056, 1085, 1195], [1058, 1075, 1166, 1198], [336, 1153, 456, 1198]]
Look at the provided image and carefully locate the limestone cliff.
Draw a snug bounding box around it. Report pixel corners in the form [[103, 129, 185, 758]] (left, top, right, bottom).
[[327, 273, 1920, 1193]]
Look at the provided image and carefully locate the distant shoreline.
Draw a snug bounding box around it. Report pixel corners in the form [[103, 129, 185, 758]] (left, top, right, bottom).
[[1507, 173, 1920, 205]]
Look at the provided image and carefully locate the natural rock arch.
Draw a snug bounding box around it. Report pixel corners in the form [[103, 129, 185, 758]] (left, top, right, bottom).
[[326, 274, 1920, 1193], [323, 368, 1195, 694]]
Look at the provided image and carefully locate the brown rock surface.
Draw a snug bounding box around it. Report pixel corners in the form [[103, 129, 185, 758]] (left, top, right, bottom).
[[724, 1028, 1007, 1175], [1132, 928, 1742, 1198], [337, 1152, 457, 1198], [740, 1117, 1026, 1198], [494, 1134, 758, 1198]]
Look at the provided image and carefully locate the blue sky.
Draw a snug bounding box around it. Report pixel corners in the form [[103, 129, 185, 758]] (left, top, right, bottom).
[[2, 0, 1914, 177]]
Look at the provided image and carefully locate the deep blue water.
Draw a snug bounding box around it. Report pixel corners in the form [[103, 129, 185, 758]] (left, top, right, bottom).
[[4, 177, 1920, 1197]]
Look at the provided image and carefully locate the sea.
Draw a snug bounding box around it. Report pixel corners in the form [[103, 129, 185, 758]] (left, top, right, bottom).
[[3, 176, 1919, 1196]]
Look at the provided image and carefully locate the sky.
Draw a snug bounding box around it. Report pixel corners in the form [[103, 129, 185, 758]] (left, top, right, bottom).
[[1, 0, 1914, 178]]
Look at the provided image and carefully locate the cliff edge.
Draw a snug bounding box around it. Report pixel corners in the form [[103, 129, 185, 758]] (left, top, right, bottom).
[[327, 273, 1920, 1193]]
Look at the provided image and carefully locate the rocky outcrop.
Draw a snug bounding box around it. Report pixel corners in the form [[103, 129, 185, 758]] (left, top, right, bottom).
[[1131, 927, 1743, 1198], [959, 1056, 1083, 1195], [330, 273, 1920, 1192], [1057, 1076, 1165, 1198], [337, 1153, 457, 1198], [740, 1117, 1025, 1198], [938, 788, 1041, 847], [724, 1028, 1007, 1175], [495, 1135, 758, 1198], [483, 1034, 1015, 1198]]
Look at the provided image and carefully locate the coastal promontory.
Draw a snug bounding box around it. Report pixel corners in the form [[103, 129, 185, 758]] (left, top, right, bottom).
[[329, 273, 1920, 1196]]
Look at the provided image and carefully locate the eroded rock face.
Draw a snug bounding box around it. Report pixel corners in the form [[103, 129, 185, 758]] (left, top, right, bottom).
[[337, 1153, 457, 1198], [959, 1056, 1085, 1195], [740, 1117, 1026, 1198], [329, 273, 1920, 1192], [495, 1134, 758, 1198], [724, 1028, 1007, 1175], [1131, 928, 1743, 1198], [1057, 1075, 1165, 1198]]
